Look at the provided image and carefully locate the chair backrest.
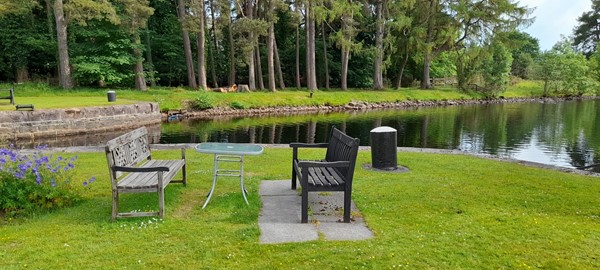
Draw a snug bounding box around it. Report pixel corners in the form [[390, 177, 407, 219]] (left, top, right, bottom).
[[105, 127, 151, 174], [325, 127, 360, 178]]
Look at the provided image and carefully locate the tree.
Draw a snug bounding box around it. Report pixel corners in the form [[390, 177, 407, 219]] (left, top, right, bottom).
[[504, 31, 539, 79], [119, 0, 154, 91], [47, 0, 118, 89], [330, 0, 362, 90], [414, 0, 529, 89], [177, 0, 197, 88], [481, 40, 512, 97], [305, 0, 318, 91], [373, 0, 385, 90], [266, 0, 277, 92], [573, 0, 600, 57], [533, 38, 596, 96]]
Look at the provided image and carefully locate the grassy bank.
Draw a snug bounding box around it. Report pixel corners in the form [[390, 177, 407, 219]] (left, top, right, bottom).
[[0, 81, 549, 112], [1, 148, 599, 269]]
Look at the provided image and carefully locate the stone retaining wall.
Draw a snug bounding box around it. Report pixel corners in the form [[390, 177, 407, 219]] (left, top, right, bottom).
[[0, 103, 161, 142]]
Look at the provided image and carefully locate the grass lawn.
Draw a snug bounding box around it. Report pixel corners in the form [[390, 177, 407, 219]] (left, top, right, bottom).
[[0, 81, 551, 112], [1, 148, 599, 269]]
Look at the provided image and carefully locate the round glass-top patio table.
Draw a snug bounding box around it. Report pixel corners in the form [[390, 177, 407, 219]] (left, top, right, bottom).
[[195, 143, 264, 208]]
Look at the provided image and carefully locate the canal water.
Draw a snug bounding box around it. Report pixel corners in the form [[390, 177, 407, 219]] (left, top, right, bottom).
[[160, 99, 600, 170]]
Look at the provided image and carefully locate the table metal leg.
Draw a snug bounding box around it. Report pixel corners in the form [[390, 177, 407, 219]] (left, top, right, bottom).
[[202, 154, 219, 209], [203, 154, 250, 208], [240, 155, 248, 205]]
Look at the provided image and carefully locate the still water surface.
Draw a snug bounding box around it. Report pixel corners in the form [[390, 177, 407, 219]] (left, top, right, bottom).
[[160, 99, 600, 170]]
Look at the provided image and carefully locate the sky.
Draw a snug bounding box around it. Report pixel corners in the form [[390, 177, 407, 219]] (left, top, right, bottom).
[[518, 0, 591, 51]]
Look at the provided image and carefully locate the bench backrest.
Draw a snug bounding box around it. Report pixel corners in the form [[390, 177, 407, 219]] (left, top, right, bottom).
[[325, 127, 360, 179], [105, 127, 151, 177]]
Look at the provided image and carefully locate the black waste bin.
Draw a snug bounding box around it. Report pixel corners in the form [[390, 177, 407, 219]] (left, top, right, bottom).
[[370, 126, 397, 170], [107, 90, 116, 102]]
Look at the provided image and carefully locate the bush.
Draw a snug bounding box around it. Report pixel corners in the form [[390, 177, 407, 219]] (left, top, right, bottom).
[[230, 101, 246, 110], [0, 146, 95, 217], [189, 94, 214, 110]]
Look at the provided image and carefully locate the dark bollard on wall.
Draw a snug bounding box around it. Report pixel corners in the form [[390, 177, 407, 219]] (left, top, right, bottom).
[[370, 126, 398, 170]]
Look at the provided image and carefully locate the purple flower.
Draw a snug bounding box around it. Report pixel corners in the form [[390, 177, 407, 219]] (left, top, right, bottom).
[[83, 181, 88, 187]]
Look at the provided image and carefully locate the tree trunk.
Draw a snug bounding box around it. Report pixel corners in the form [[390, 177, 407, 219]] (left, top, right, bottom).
[[16, 67, 29, 83], [177, 0, 197, 88], [209, 0, 219, 87], [274, 38, 286, 89], [421, 0, 435, 89], [321, 22, 329, 89], [133, 33, 147, 91], [421, 50, 432, 89], [295, 19, 301, 88], [255, 45, 264, 90], [144, 30, 157, 87], [395, 49, 410, 89], [373, 0, 384, 90], [196, 0, 207, 90], [341, 47, 349, 90], [306, 1, 317, 91], [247, 1, 256, 90], [228, 9, 236, 86], [267, 5, 277, 92], [53, 0, 73, 89]]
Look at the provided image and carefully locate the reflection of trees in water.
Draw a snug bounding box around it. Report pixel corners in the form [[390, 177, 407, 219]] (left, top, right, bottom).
[[25, 99, 596, 170]]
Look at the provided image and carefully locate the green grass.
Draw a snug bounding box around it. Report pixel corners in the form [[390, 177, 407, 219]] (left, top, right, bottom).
[[1, 148, 599, 269], [0, 81, 551, 112]]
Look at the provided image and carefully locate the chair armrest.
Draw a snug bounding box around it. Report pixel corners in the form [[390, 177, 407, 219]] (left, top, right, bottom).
[[297, 160, 350, 168], [290, 142, 329, 149], [113, 166, 170, 172]]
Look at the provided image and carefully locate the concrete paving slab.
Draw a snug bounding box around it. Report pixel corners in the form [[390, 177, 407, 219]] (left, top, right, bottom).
[[259, 223, 318, 243], [259, 180, 298, 196], [258, 180, 374, 244]]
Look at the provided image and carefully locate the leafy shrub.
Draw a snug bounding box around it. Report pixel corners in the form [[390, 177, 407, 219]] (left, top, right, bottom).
[[189, 94, 214, 110], [0, 146, 95, 217], [229, 101, 246, 109]]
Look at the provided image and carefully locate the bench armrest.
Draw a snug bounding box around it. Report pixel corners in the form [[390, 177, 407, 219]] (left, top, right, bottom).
[[113, 166, 170, 172], [297, 160, 350, 168], [290, 142, 329, 149]]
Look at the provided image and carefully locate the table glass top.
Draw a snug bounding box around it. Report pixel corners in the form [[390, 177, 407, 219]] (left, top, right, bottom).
[[195, 143, 264, 155]]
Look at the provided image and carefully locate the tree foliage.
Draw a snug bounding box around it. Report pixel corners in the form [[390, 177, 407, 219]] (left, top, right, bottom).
[[6, 0, 598, 94]]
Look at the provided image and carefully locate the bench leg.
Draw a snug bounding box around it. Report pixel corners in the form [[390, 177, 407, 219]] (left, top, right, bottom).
[[301, 187, 308, 223], [111, 190, 119, 221], [182, 163, 187, 186], [182, 148, 187, 186], [291, 164, 297, 190], [158, 187, 165, 219], [343, 189, 352, 223]]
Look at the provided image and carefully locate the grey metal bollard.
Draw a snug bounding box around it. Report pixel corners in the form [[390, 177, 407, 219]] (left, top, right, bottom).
[[370, 126, 397, 170], [107, 90, 116, 102]]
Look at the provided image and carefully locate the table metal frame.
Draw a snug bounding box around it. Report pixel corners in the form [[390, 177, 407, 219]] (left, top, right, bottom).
[[195, 143, 263, 208]]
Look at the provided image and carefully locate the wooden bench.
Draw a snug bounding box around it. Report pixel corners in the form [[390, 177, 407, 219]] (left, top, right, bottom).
[[290, 127, 360, 223], [0, 84, 15, 105], [105, 127, 187, 221]]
